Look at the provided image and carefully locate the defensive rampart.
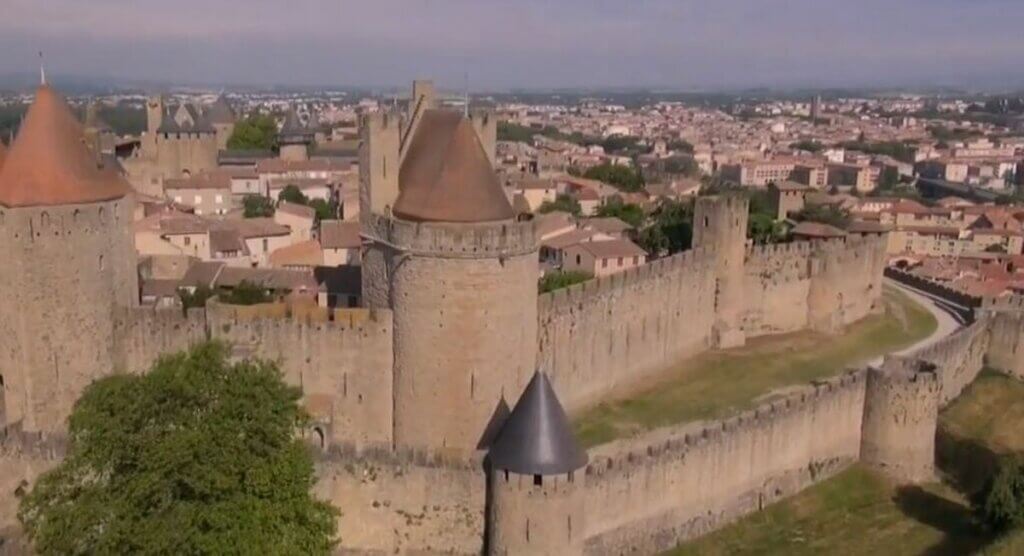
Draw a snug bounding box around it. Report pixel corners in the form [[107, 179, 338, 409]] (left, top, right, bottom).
[[537, 247, 717, 410], [742, 241, 813, 336], [581, 370, 867, 554], [206, 300, 395, 451], [113, 306, 208, 374]]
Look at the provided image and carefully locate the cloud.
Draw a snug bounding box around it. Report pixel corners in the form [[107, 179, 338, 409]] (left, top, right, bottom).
[[2, 0, 1023, 89]]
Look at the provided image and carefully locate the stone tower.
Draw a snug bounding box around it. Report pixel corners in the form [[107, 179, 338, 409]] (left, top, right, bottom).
[[146, 94, 164, 135], [693, 195, 748, 348], [487, 371, 588, 556], [278, 107, 313, 162], [360, 81, 538, 454], [0, 86, 138, 435], [860, 359, 940, 484]]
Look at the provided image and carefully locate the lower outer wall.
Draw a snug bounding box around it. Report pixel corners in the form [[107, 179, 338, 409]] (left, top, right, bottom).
[[315, 453, 485, 555], [581, 371, 867, 555]]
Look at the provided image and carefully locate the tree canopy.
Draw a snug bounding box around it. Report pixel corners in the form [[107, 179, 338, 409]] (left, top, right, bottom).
[[793, 204, 852, 228], [539, 270, 592, 293], [637, 198, 692, 257], [227, 114, 278, 150], [18, 343, 338, 555], [243, 194, 275, 218], [538, 194, 582, 216], [595, 198, 645, 228], [584, 163, 645, 192]]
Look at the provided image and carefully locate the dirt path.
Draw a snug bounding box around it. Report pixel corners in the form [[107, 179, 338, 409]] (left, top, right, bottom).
[[869, 278, 961, 367]]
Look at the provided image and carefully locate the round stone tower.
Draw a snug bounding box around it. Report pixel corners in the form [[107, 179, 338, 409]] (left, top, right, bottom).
[[0, 85, 137, 435], [860, 359, 940, 484], [693, 195, 748, 348], [487, 371, 588, 556], [362, 108, 538, 454]]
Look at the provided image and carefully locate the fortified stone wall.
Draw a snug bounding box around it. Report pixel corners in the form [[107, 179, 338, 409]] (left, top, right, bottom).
[[537, 248, 717, 411], [206, 301, 395, 451], [742, 242, 813, 337], [113, 306, 208, 374], [984, 296, 1024, 380], [806, 235, 887, 333], [314, 448, 485, 555], [581, 370, 867, 555], [905, 317, 990, 404]]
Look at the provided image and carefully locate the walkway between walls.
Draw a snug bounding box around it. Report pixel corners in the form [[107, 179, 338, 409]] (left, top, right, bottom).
[[870, 278, 962, 367]]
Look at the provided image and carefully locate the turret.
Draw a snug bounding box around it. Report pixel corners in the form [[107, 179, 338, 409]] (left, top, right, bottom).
[[693, 195, 748, 348], [487, 371, 588, 556], [0, 86, 138, 435], [359, 92, 537, 454], [278, 107, 314, 162], [860, 358, 940, 484]]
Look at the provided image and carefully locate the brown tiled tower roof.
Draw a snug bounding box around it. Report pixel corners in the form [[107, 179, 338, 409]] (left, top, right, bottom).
[[393, 110, 513, 223], [0, 86, 131, 208]]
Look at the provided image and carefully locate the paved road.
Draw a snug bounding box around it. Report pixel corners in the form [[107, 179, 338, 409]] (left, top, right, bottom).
[[869, 278, 962, 367]]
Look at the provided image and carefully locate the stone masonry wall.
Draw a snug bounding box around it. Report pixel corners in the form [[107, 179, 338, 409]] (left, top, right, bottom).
[[113, 306, 208, 374], [742, 242, 813, 337], [581, 370, 867, 555], [206, 301, 395, 451], [906, 317, 990, 405], [537, 248, 717, 411]]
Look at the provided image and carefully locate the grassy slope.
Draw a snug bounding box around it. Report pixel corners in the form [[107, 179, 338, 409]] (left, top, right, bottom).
[[573, 286, 937, 447], [668, 371, 1024, 555]]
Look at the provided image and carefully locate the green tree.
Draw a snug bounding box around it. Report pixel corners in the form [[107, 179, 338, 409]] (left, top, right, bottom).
[[177, 285, 213, 313], [220, 280, 273, 305], [595, 198, 645, 228], [243, 194, 275, 218], [538, 194, 581, 216], [584, 163, 645, 192], [539, 270, 593, 293], [790, 140, 824, 153], [18, 343, 338, 555], [977, 457, 1024, 534], [748, 213, 785, 245], [227, 114, 278, 150], [793, 204, 852, 228], [278, 185, 309, 206], [638, 198, 692, 257], [878, 167, 901, 190], [308, 198, 337, 221]]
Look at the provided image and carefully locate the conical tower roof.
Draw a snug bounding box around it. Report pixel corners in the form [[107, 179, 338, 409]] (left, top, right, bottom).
[[393, 109, 513, 223], [279, 107, 313, 145], [488, 371, 588, 476], [0, 86, 131, 208], [205, 95, 236, 125]]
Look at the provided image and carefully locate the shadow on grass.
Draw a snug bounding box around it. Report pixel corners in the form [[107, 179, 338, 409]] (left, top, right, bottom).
[[893, 486, 994, 556], [936, 427, 1003, 497]]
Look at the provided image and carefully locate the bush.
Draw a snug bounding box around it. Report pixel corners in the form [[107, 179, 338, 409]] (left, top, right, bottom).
[[242, 194, 275, 218], [227, 114, 278, 150], [584, 163, 645, 192], [539, 270, 592, 293], [538, 194, 581, 216], [220, 280, 272, 306], [18, 343, 338, 555], [596, 198, 645, 228], [177, 285, 213, 312], [978, 457, 1024, 534]]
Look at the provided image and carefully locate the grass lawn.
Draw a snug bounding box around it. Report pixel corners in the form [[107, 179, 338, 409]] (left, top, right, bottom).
[[667, 369, 1024, 555], [573, 286, 937, 447], [666, 466, 988, 556]]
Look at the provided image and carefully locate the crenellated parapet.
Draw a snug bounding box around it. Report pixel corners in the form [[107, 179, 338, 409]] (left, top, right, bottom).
[[363, 212, 536, 259]]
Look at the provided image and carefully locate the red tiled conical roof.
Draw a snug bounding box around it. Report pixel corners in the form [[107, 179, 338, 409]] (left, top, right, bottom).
[[0, 86, 131, 208], [393, 110, 513, 223]]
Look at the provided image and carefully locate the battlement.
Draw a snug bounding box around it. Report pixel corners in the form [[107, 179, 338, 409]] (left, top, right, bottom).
[[539, 246, 714, 314], [745, 240, 815, 261], [313, 439, 482, 471], [584, 368, 866, 479], [363, 213, 536, 259], [982, 293, 1024, 312], [207, 299, 389, 332]]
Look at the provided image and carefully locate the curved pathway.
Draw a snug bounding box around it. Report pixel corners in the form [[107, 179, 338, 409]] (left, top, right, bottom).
[[869, 278, 962, 367]]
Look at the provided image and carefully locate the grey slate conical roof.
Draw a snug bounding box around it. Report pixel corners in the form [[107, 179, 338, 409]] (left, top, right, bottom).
[[488, 371, 588, 476]]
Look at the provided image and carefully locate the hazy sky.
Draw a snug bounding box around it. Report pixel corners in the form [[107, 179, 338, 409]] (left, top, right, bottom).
[[2, 0, 1023, 90]]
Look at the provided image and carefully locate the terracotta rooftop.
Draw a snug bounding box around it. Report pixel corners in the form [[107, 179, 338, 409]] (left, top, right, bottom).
[[574, 238, 647, 258], [320, 220, 361, 250], [0, 86, 131, 208], [269, 239, 323, 268], [790, 221, 847, 239], [393, 110, 514, 223]]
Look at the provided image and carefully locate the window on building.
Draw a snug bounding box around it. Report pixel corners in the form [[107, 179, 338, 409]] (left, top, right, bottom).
[[263, 238, 269, 252], [215, 195, 223, 204], [602, 258, 608, 268], [194, 195, 202, 204], [174, 196, 182, 203], [184, 236, 191, 246], [576, 254, 581, 265], [617, 256, 623, 266]]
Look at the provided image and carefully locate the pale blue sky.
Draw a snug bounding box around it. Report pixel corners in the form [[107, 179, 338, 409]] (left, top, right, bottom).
[[2, 0, 1022, 89]]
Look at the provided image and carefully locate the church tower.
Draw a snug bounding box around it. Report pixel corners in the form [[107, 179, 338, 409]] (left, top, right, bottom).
[[0, 86, 138, 436]]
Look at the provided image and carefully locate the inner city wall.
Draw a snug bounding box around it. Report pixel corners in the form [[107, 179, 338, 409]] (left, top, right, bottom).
[[538, 234, 888, 411]]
